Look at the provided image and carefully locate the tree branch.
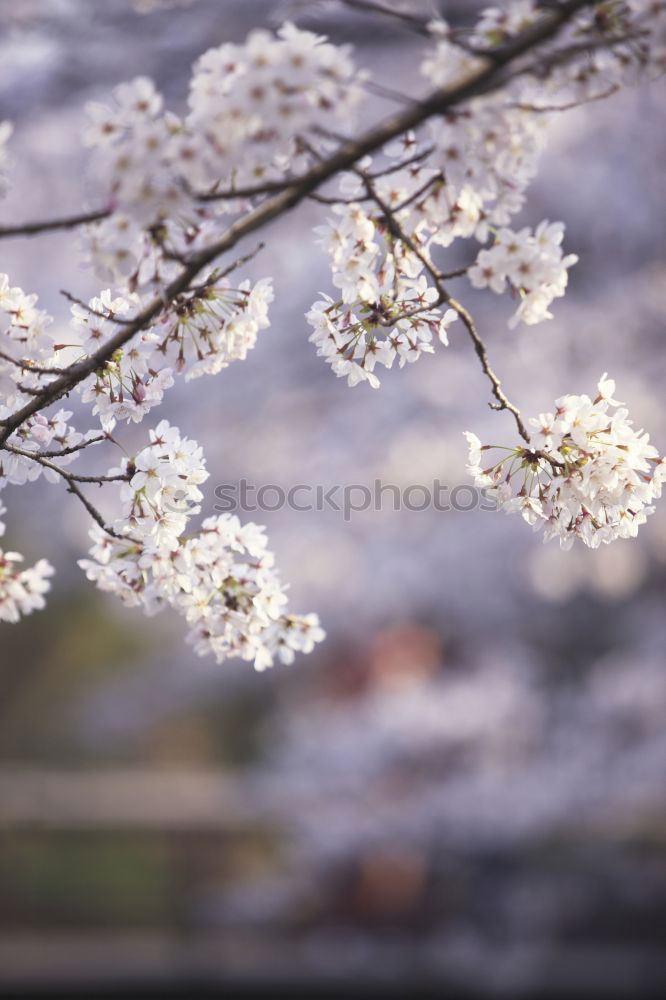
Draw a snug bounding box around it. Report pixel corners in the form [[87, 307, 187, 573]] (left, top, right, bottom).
[[2, 444, 125, 537], [358, 168, 530, 441], [194, 177, 300, 202], [0, 208, 110, 239], [0, 0, 596, 446], [28, 434, 107, 459], [59, 290, 137, 326], [336, 0, 432, 36], [0, 350, 69, 377], [446, 296, 531, 442]]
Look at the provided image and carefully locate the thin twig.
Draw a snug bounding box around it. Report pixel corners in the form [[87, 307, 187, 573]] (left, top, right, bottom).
[[217, 241, 266, 280], [438, 266, 469, 280], [0, 350, 69, 377], [180, 242, 267, 294], [391, 172, 444, 214], [511, 84, 620, 113], [59, 290, 137, 326], [366, 147, 435, 179], [15, 384, 43, 396], [195, 177, 298, 203], [502, 28, 649, 88], [28, 435, 107, 459], [0, 208, 109, 239], [364, 80, 419, 105], [446, 296, 531, 442], [360, 169, 530, 441], [2, 444, 125, 537], [308, 191, 373, 205]]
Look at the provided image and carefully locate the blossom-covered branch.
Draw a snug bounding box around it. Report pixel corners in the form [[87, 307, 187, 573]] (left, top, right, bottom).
[[1, 0, 664, 659], [1, 1, 602, 440]]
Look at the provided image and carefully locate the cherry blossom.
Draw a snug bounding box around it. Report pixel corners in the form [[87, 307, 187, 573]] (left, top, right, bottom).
[[465, 375, 666, 549], [79, 428, 325, 669], [0, 273, 59, 414], [467, 223, 578, 327], [186, 22, 365, 192], [149, 272, 273, 380], [0, 547, 54, 623]]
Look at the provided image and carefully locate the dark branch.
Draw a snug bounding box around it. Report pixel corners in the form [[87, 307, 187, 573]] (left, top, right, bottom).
[[195, 177, 299, 203], [0, 208, 109, 239], [59, 289, 137, 326], [0, 0, 596, 446], [336, 0, 432, 35], [2, 444, 124, 538], [358, 168, 530, 441], [446, 296, 531, 442], [29, 435, 107, 458]]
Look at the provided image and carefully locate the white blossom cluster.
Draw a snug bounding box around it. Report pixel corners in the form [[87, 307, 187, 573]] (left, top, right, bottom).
[[472, 1, 666, 103], [306, 122, 569, 386], [308, 178, 458, 387], [306, 59, 562, 382], [468, 222, 578, 327], [541, 0, 666, 105], [112, 419, 208, 548], [0, 545, 53, 624], [0, 273, 96, 491], [0, 272, 59, 414], [84, 76, 186, 225], [80, 100, 212, 290], [69, 271, 273, 430], [150, 272, 274, 380], [79, 421, 324, 670], [80, 24, 365, 291], [308, 0, 666, 384], [465, 376, 666, 549], [0, 410, 89, 489], [186, 22, 365, 192], [71, 288, 174, 431], [421, 48, 547, 233], [307, 289, 458, 389], [0, 496, 53, 624], [0, 264, 292, 654]]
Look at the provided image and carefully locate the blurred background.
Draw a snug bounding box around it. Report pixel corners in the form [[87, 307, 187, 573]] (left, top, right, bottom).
[[1, 0, 665, 994]]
